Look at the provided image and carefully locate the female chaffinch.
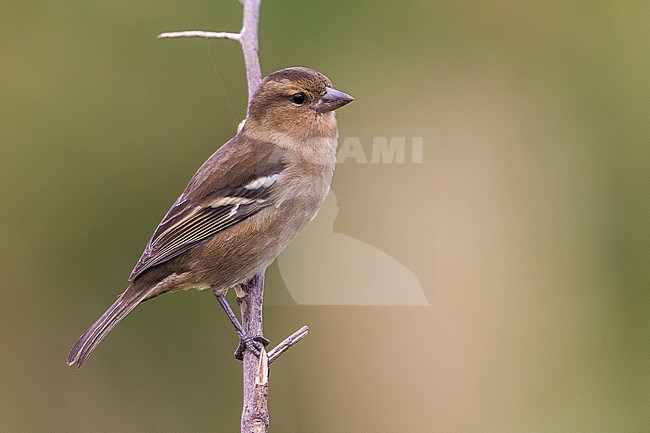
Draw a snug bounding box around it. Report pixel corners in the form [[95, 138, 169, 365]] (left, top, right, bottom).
[[67, 67, 353, 367]]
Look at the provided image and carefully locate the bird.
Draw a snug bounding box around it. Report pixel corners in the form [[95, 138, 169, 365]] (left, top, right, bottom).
[[67, 67, 353, 368]]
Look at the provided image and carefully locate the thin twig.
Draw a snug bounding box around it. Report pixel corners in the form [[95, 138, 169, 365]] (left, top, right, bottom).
[[157, 30, 241, 40], [268, 326, 309, 364]]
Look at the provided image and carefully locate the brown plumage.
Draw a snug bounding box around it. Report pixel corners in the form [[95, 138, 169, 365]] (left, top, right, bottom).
[[67, 67, 353, 367]]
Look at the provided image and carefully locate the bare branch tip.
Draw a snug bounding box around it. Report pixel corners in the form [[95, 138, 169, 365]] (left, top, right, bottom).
[[267, 325, 309, 364], [156, 30, 241, 41]]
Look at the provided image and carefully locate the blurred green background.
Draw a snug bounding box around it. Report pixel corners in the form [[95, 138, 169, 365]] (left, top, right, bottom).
[[1, 1, 648, 432]]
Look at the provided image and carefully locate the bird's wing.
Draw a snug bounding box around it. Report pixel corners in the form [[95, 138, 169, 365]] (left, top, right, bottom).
[[129, 136, 287, 281]]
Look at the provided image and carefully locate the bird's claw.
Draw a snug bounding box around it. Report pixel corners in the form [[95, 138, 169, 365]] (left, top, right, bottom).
[[234, 335, 270, 360]]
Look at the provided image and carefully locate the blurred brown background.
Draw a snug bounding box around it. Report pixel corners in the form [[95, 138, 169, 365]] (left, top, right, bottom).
[[1, 1, 648, 432]]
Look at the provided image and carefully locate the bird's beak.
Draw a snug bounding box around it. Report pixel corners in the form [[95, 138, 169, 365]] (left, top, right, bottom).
[[315, 87, 354, 113]]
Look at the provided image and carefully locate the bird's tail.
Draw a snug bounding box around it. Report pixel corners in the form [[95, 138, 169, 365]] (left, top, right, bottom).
[[67, 285, 149, 368]]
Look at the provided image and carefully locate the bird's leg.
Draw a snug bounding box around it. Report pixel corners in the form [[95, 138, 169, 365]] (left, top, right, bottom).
[[214, 293, 269, 360]]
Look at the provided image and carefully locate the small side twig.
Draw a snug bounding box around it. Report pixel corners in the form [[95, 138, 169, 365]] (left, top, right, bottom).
[[268, 326, 309, 364], [158, 30, 241, 41]]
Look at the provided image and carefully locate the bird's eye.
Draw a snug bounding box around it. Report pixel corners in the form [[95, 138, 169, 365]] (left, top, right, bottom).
[[291, 92, 306, 105]]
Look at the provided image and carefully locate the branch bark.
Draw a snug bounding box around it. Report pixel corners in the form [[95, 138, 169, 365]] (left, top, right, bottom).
[[158, 2, 308, 432], [239, 0, 262, 106], [238, 273, 269, 433]]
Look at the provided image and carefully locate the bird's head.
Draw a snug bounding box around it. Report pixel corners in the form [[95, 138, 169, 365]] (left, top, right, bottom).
[[245, 67, 353, 143]]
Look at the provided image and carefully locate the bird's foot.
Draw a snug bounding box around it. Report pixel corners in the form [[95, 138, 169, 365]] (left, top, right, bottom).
[[234, 335, 270, 360]]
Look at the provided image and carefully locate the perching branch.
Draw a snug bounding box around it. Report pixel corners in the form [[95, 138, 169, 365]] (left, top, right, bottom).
[[237, 273, 269, 432], [158, 2, 307, 432]]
